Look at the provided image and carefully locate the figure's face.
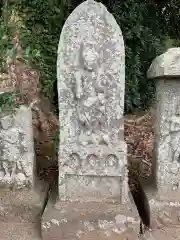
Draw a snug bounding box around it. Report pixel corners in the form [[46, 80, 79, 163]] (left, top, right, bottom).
[[82, 44, 98, 70]]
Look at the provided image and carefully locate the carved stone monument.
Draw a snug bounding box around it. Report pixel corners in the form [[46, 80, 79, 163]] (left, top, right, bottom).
[[0, 105, 47, 224], [147, 48, 180, 201], [0, 106, 34, 189], [41, 1, 139, 239], [57, 0, 127, 204]]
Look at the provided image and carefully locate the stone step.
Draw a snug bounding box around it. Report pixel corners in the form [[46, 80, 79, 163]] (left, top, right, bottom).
[[0, 180, 48, 222], [0, 179, 48, 240], [41, 200, 141, 240], [0, 222, 42, 240], [41, 190, 180, 240], [141, 227, 180, 240], [0, 205, 42, 222]]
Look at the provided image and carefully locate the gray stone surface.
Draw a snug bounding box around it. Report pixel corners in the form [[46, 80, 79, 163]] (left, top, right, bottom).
[[0, 104, 48, 232], [42, 198, 180, 240], [0, 222, 41, 240], [57, 0, 128, 204], [147, 48, 180, 79], [42, 201, 140, 240], [0, 179, 48, 221], [147, 50, 180, 200], [42, 1, 130, 239], [0, 105, 34, 189]]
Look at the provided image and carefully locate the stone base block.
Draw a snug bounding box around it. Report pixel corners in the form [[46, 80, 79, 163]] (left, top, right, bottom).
[[41, 200, 140, 240], [0, 222, 42, 240], [154, 188, 180, 202], [0, 179, 48, 222], [150, 199, 180, 226]]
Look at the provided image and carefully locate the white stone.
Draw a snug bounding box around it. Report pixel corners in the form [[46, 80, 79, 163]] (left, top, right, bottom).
[[0, 105, 34, 188], [147, 47, 180, 78], [3, 143, 20, 161], [0, 116, 13, 130], [1, 128, 19, 144], [84, 221, 95, 231], [3, 174, 12, 184], [147, 48, 180, 200], [15, 173, 26, 186], [51, 219, 60, 226], [57, 0, 128, 204], [0, 171, 5, 179], [98, 220, 114, 230]]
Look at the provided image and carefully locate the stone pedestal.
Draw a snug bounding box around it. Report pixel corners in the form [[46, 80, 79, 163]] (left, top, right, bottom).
[[42, 201, 140, 240], [147, 48, 180, 201], [42, 0, 132, 239]]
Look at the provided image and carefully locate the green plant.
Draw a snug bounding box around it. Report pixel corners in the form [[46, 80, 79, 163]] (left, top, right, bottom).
[[0, 0, 176, 114], [12, 0, 69, 105], [0, 10, 24, 111], [0, 92, 25, 115], [105, 0, 166, 112]]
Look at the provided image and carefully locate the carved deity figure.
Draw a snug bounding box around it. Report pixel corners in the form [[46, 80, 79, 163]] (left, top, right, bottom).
[[74, 41, 111, 145]]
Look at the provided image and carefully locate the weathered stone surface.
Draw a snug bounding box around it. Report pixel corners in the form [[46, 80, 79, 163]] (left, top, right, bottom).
[[1, 186, 47, 224], [57, 0, 128, 204], [142, 200, 180, 240], [41, 196, 180, 240], [0, 105, 34, 189], [0, 222, 42, 240], [147, 49, 180, 200], [42, 1, 129, 239], [155, 80, 180, 198], [0, 104, 48, 225], [147, 48, 180, 79], [42, 201, 140, 240]]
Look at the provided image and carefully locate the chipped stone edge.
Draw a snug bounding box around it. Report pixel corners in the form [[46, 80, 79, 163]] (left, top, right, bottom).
[[147, 47, 180, 79]]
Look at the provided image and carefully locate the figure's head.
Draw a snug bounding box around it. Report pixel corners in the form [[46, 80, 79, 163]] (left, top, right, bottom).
[[81, 41, 99, 71]]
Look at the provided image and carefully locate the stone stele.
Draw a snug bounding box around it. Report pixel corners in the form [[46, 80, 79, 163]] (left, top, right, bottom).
[[41, 2, 138, 240], [0, 105, 48, 224], [57, 0, 128, 204], [41, 1, 139, 240], [148, 47, 180, 200], [0, 105, 34, 188]]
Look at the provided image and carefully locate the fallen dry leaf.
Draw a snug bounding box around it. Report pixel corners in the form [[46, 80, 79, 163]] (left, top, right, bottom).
[[80, 212, 88, 217]]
